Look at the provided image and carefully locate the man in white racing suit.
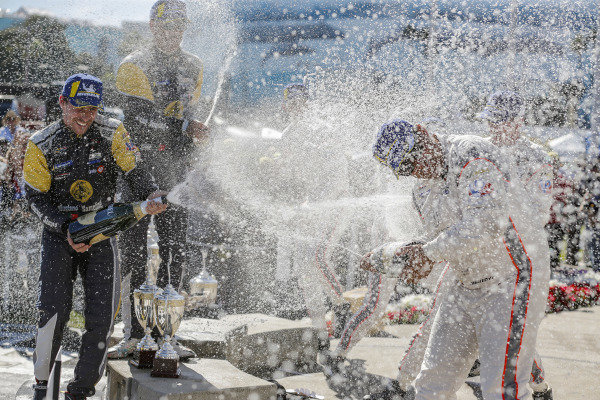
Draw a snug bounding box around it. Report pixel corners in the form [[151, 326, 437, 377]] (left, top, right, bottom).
[[360, 108, 553, 400]]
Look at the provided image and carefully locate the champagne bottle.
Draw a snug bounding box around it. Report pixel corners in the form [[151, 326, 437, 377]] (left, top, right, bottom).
[[68, 196, 166, 245]]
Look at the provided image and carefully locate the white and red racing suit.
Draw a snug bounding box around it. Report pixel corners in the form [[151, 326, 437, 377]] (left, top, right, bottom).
[[413, 134, 553, 400]]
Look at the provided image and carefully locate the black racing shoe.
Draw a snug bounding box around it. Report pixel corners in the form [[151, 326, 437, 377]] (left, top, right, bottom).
[[319, 351, 346, 379], [532, 387, 553, 400], [363, 381, 407, 400], [32, 380, 48, 400], [64, 392, 87, 400], [317, 334, 331, 352], [467, 359, 481, 377], [332, 302, 352, 338]]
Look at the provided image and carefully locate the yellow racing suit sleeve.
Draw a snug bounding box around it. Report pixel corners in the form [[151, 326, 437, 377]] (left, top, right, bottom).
[[190, 67, 204, 106], [23, 141, 71, 233], [116, 62, 155, 102], [23, 141, 51, 193], [111, 124, 138, 173]]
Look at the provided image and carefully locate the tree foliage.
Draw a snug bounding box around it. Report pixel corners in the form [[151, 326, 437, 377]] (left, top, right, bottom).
[[0, 16, 76, 84]]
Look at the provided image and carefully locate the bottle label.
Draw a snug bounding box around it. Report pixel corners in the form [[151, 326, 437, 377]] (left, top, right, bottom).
[[77, 211, 97, 226], [134, 204, 146, 220]]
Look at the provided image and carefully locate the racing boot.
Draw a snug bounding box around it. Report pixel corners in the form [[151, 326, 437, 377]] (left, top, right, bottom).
[[317, 331, 330, 352], [467, 359, 480, 377], [172, 339, 196, 360], [32, 379, 47, 400], [363, 380, 407, 400], [532, 387, 553, 400], [64, 392, 87, 400], [157, 337, 196, 360], [319, 350, 346, 379], [107, 337, 140, 359], [332, 302, 352, 338]]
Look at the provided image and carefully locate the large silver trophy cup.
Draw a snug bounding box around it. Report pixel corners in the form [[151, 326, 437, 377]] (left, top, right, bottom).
[[130, 280, 161, 368], [151, 284, 185, 378]]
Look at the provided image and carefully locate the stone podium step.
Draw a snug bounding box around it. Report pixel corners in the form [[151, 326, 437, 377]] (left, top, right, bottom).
[[111, 313, 320, 377], [106, 358, 277, 400]]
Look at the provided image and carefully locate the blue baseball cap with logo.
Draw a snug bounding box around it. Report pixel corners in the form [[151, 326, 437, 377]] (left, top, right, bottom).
[[373, 120, 421, 177], [478, 90, 523, 124], [150, 0, 189, 25], [60, 73, 103, 109], [283, 83, 309, 101]]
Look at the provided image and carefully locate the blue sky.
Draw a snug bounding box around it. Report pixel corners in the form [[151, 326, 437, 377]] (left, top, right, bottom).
[[3, 0, 154, 26]]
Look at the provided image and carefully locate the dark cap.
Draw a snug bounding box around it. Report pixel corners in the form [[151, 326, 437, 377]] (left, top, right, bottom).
[[150, 0, 189, 25], [478, 90, 523, 124], [283, 83, 309, 101], [60, 73, 103, 109]]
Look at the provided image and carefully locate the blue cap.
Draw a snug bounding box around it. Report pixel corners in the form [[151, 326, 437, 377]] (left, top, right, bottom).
[[61, 73, 103, 109], [150, 0, 189, 24], [478, 90, 523, 123], [284, 83, 309, 101], [373, 120, 418, 177]]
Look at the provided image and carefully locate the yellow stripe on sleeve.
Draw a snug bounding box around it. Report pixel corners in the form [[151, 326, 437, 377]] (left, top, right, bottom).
[[116, 63, 155, 102], [23, 141, 51, 193], [190, 67, 204, 105], [111, 124, 138, 173]]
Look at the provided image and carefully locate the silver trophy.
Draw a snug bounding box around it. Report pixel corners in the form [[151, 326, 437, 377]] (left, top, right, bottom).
[[187, 250, 218, 309], [130, 279, 162, 368], [151, 284, 185, 378]]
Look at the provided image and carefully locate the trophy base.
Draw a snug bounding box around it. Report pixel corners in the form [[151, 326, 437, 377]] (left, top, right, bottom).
[[130, 349, 157, 369], [151, 358, 181, 378]]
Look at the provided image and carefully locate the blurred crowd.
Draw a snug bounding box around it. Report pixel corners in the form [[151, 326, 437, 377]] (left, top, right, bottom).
[[545, 153, 600, 272], [0, 110, 33, 229]]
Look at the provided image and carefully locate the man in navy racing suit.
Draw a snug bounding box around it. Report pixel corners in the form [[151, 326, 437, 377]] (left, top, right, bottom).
[[108, 0, 209, 360], [24, 73, 166, 400]]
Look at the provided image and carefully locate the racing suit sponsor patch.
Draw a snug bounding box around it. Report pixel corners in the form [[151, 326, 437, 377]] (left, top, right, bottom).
[[468, 179, 494, 203], [70, 180, 94, 203], [539, 179, 552, 194], [53, 160, 73, 170]]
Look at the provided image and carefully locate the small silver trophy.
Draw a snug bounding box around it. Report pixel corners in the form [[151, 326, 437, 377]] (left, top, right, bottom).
[[187, 249, 218, 309], [151, 284, 185, 378], [130, 279, 162, 368]]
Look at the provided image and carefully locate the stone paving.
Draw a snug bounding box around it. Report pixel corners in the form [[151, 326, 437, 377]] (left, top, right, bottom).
[[2, 306, 600, 399]]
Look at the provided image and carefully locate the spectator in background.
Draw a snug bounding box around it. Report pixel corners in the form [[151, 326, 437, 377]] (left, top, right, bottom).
[[1, 129, 32, 226], [546, 153, 580, 269], [580, 158, 600, 271], [0, 110, 25, 156]]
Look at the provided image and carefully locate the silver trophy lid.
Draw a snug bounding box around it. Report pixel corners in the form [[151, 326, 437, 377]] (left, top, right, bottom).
[[135, 279, 162, 296], [155, 284, 185, 303], [189, 269, 217, 285]]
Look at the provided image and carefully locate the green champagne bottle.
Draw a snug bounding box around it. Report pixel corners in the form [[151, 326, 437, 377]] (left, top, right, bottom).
[[68, 197, 166, 244]]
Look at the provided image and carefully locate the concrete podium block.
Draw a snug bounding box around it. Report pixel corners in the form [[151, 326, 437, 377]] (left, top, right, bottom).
[[222, 314, 319, 377], [106, 359, 277, 400], [176, 317, 248, 359]]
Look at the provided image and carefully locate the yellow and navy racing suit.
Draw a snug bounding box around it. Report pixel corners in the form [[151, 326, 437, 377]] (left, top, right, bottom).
[[115, 46, 204, 340], [23, 115, 157, 396]]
